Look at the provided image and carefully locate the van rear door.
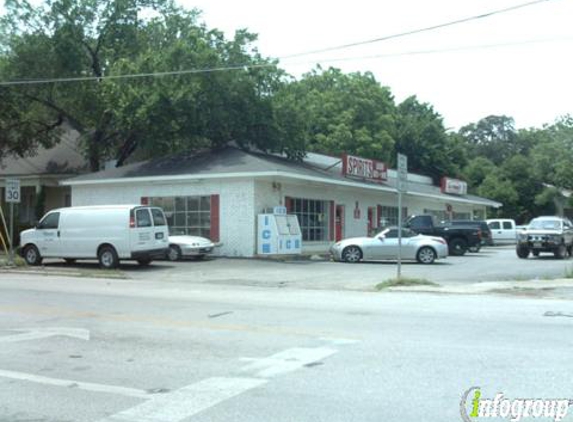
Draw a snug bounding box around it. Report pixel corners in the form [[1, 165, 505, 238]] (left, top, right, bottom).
[[130, 207, 156, 253], [150, 207, 169, 249]]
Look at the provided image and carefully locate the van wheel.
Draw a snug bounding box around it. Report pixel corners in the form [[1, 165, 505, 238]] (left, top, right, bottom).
[[137, 258, 152, 266], [24, 245, 42, 266], [64, 259, 76, 265], [98, 246, 119, 269]]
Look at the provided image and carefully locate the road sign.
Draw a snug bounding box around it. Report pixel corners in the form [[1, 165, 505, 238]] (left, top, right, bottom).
[[5, 178, 20, 203], [397, 154, 408, 193]]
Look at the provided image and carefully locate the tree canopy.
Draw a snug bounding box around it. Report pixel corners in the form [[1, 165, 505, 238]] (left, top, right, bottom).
[[1, 0, 572, 221]]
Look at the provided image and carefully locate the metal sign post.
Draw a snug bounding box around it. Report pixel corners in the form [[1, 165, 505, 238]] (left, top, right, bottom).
[[5, 178, 20, 265], [397, 154, 408, 279]]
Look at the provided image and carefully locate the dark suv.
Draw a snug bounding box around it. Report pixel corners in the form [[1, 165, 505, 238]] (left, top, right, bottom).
[[447, 220, 493, 251]]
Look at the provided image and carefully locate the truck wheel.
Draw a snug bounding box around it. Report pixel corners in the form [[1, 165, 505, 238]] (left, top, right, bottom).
[[554, 244, 567, 259], [532, 250, 540, 257], [98, 245, 119, 269], [416, 246, 436, 264], [516, 245, 530, 259], [448, 238, 467, 256], [342, 246, 362, 263], [137, 258, 152, 266], [23, 245, 42, 266]]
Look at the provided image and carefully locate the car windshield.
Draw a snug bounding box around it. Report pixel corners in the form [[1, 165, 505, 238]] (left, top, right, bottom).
[[528, 219, 561, 230], [376, 228, 416, 238]]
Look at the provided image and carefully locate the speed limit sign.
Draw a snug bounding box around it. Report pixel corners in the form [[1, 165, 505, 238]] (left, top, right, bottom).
[[5, 178, 20, 203]]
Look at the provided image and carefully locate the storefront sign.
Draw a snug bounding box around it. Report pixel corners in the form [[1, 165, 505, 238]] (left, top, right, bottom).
[[342, 154, 387, 183], [441, 177, 468, 195]]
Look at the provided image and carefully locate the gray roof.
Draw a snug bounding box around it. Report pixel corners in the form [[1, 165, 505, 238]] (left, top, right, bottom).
[[64, 145, 501, 208], [0, 130, 86, 177]]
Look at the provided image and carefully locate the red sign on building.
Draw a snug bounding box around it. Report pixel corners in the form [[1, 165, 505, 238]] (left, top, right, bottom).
[[342, 154, 387, 183], [441, 177, 468, 195]]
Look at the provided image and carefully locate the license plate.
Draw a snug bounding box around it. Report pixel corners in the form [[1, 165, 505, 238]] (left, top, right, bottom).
[[155, 232, 164, 240], [533, 242, 542, 248]]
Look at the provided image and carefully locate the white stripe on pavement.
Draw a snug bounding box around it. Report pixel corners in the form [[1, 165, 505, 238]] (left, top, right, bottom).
[[0, 369, 149, 398], [240, 347, 338, 378], [97, 377, 266, 422]]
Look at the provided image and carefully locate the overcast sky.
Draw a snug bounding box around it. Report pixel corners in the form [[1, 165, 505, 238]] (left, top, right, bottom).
[[179, 0, 573, 130]]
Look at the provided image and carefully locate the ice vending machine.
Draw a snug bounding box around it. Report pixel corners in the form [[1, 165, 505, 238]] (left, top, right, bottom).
[[257, 206, 302, 255]]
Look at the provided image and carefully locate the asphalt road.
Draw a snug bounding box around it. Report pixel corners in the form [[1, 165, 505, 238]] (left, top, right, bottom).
[[1, 273, 573, 422], [33, 245, 573, 290]]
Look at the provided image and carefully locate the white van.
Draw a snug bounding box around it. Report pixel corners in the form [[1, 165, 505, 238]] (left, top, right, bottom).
[[20, 205, 169, 268], [486, 218, 517, 245]]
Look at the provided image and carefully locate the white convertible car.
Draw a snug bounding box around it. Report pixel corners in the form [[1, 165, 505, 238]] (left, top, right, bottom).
[[166, 235, 216, 261], [330, 227, 448, 264]]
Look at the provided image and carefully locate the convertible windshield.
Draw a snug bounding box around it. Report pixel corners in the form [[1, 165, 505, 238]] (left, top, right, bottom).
[[528, 219, 561, 230]]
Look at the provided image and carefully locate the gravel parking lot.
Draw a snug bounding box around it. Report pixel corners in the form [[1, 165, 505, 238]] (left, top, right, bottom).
[[25, 245, 573, 291]]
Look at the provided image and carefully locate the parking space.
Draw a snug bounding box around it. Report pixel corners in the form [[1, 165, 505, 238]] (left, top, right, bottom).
[[30, 245, 573, 290]]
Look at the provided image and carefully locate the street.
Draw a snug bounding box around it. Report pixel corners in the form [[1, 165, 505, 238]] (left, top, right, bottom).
[[1, 273, 573, 422]]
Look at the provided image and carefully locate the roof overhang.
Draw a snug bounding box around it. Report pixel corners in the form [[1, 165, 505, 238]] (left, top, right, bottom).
[[62, 170, 501, 208]]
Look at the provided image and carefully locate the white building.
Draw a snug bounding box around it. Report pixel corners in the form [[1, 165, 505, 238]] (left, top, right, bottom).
[[62, 146, 501, 257]]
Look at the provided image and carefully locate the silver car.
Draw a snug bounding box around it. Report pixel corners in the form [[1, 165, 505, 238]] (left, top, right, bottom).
[[330, 227, 448, 264]]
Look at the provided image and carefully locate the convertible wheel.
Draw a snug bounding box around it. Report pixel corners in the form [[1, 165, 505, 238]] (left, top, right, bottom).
[[416, 246, 436, 264], [342, 246, 362, 263], [167, 245, 182, 261]]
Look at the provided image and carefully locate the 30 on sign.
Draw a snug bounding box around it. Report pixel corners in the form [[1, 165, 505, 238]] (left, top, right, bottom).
[[342, 154, 387, 182], [5, 179, 20, 203]]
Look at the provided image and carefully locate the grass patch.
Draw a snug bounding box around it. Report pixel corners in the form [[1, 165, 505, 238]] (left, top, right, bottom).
[[0, 254, 27, 267], [376, 277, 438, 290]]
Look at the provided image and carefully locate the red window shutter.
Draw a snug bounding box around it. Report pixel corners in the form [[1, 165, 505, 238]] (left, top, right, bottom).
[[329, 201, 335, 241], [210, 195, 220, 242], [285, 196, 293, 212], [377, 205, 382, 229], [141, 197, 149, 205]]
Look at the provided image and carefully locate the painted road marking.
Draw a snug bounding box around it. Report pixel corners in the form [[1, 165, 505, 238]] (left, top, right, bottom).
[[0, 327, 90, 343], [96, 377, 266, 422], [0, 369, 149, 398], [0, 304, 357, 340], [240, 347, 338, 378]]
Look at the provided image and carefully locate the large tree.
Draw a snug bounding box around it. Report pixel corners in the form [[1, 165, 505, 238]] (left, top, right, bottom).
[[272, 67, 396, 163], [0, 0, 292, 170], [394, 96, 465, 181]]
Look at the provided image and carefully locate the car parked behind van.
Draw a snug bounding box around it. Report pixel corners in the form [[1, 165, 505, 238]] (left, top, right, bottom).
[[20, 205, 169, 269], [486, 219, 517, 245]]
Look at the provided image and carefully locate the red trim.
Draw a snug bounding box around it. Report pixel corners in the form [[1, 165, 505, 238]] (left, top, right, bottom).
[[341, 154, 348, 176], [210, 195, 220, 242], [329, 201, 335, 241], [285, 196, 293, 212]]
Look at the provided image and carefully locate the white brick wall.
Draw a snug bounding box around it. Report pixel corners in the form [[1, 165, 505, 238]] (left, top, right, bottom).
[[72, 178, 256, 257], [72, 177, 489, 258]]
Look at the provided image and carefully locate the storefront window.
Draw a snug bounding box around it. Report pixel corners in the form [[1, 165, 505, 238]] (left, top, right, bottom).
[[290, 198, 329, 241], [150, 196, 211, 238], [378, 206, 408, 228]]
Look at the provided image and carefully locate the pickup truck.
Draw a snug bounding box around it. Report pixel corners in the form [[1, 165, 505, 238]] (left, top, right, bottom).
[[403, 215, 482, 256]]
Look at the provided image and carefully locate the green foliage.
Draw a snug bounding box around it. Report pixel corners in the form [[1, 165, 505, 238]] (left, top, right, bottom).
[[0, 0, 293, 169], [272, 67, 396, 163]]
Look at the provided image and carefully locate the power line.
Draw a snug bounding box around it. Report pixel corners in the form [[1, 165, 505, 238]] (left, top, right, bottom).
[[288, 36, 573, 66], [0, 0, 560, 87], [280, 0, 557, 59]]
